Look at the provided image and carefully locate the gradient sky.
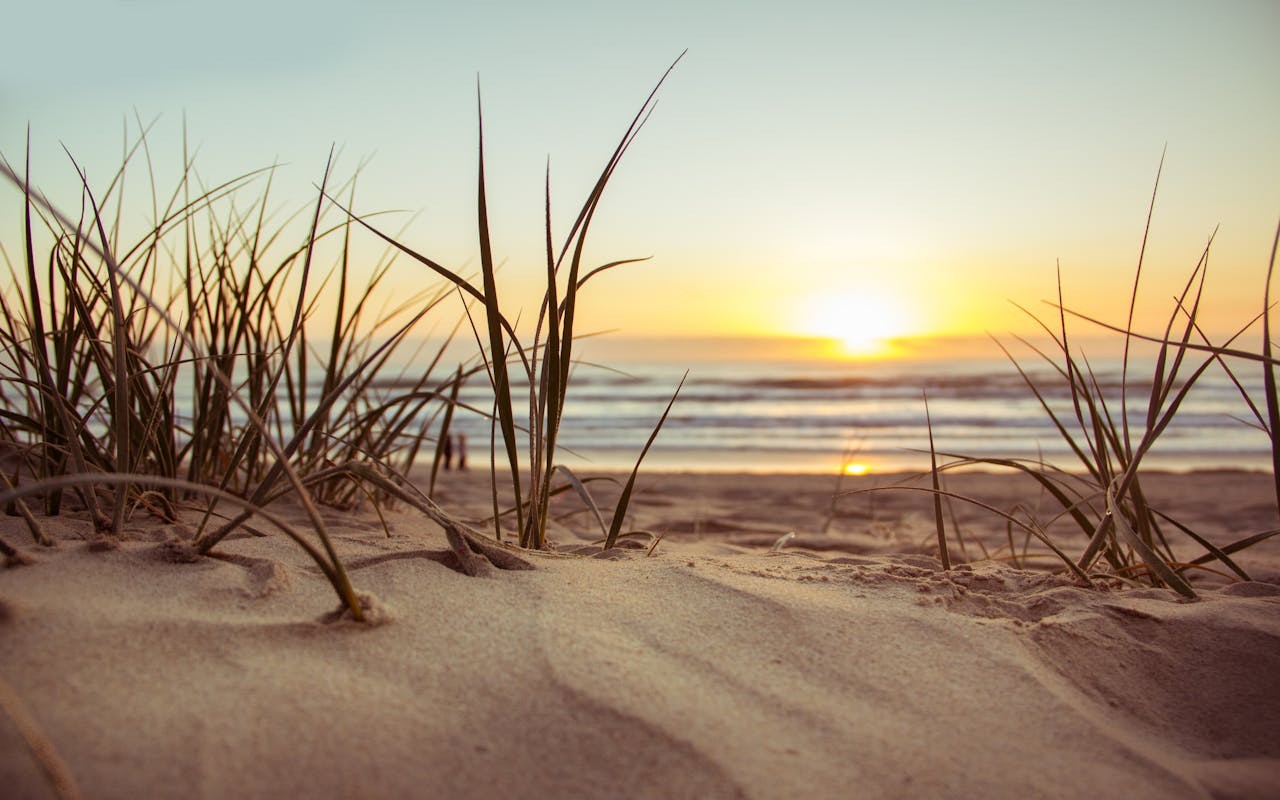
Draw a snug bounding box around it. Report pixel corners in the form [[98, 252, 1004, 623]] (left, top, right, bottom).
[[4, 0, 1278, 359]]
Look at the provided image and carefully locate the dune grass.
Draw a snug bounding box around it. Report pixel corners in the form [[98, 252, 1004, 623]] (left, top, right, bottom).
[[0, 135, 470, 618], [328, 54, 686, 551], [0, 61, 685, 619], [860, 179, 1280, 595]]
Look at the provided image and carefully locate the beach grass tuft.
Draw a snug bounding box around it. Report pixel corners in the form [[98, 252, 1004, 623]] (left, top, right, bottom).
[[853, 173, 1280, 593], [0, 58, 686, 618], [326, 53, 686, 551]]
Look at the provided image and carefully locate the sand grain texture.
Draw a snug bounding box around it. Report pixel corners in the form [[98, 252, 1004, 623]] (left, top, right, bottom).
[[2, 470, 1278, 799]]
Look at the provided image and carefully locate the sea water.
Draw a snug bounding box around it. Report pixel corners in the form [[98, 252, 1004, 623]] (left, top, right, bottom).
[[427, 355, 1273, 475]]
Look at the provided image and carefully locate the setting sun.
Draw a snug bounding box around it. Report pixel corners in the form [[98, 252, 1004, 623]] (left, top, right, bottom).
[[800, 292, 912, 358]]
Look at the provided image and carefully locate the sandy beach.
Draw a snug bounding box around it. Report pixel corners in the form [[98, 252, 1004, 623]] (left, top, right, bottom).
[[5, 4, 1279, 796], [3, 468, 1278, 799]]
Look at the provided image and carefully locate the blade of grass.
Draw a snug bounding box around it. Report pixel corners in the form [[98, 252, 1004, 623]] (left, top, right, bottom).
[[0, 672, 81, 800], [604, 372, 685, 550], [474, 85, 525, 542], [924, 391, 951, 570], [553, 464, 609, 541], [1149, 508, 1250, 581], [429, 366, 464, 497], [848, 484, 1092, 585], [64, 151, 131, 536], [1260, 218, 1280, 518], [1119, 148, 1166, 458], [1106, 479, 1195, 598]]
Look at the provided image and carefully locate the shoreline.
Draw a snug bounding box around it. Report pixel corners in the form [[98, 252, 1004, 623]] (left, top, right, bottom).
[[546, 452, 1280, 477], [428, 467, 1280, 576], [520, 465, 1278, 478]]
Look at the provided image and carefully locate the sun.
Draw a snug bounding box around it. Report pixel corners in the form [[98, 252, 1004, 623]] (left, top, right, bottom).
[[802, 292, 911, 358]]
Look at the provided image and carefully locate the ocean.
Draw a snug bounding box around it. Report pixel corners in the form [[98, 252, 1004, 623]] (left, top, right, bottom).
[[433, 353, 1274, 475]]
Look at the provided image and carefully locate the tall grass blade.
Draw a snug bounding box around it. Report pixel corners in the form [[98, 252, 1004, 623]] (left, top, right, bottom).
[[473, 87, 525, 542], [19, 131, 62, 515], [1261, 218, 1280, 518], [924, 391, 951, 570], [65, 152, 131, 536], [604, 372, 685, 549], [527, 161, 560, 550], [1120, 148, 1165, 457]]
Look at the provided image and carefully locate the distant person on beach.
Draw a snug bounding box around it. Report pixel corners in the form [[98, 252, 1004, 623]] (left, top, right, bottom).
[[442, 433, 454, 470], [457, 434, 468, 470]]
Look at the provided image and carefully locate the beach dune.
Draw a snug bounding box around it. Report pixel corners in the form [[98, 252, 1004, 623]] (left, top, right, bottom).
[[2, 469, 1279, 799]]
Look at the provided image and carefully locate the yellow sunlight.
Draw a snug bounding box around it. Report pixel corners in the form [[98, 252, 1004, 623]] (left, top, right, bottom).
[[800, 292, 912, 358]]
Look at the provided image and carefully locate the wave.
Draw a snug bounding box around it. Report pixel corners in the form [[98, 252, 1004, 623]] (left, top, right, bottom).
[[178, 355, 1274, 473]]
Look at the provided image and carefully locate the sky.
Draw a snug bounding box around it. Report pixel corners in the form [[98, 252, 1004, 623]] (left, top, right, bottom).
[[3, 0, 1278, 361]]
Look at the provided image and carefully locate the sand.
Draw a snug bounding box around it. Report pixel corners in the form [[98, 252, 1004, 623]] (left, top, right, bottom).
[[2, 469, 1279, 799]]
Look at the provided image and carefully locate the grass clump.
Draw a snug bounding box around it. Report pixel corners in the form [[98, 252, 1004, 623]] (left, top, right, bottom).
[[864, 167, 1280, 596], [0, 133, 467, 619], [0, 60, 685, 618], [330, 54, 687, 551]]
